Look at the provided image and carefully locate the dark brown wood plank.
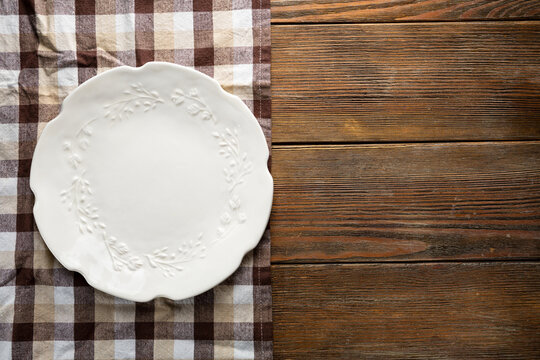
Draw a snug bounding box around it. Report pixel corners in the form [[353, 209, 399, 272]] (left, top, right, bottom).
[[271, 142, 540, 262], [272, 262, 540, 359], [272, 22, 540, 143], [271, 0, 540, 23]]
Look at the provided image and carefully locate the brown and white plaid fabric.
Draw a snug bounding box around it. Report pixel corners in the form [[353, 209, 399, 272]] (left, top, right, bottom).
[[0, 0, 271, 359]]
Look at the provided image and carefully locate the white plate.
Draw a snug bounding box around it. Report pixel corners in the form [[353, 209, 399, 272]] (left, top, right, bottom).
[[30, 62, 273, 302]]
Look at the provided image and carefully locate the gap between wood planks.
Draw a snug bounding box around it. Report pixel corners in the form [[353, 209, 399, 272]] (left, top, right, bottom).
[[271, 258, 540, 265], [272, 139, 540, 146], [271, 19, 540, 25]]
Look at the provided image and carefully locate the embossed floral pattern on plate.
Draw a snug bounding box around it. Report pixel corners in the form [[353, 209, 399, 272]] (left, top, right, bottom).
[[60, 83, 252, 277]]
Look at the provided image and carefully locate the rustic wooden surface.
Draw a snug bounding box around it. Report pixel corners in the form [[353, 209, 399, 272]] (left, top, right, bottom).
[[272, 0, 540, 23], [272, 263, 540, 359], [270, 1, 540, 359], [271, 142, 540, 263], [273, 22, 540, 143]]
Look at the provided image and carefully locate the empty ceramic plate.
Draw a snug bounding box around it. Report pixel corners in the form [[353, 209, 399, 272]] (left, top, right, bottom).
[[30, 62, 273, 302]]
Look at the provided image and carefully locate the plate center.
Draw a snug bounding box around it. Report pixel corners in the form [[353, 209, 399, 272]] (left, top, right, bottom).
[[84, 108, 225, 252]]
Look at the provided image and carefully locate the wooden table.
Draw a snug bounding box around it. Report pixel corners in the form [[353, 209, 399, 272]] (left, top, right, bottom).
[[269, 1, 540, 358]]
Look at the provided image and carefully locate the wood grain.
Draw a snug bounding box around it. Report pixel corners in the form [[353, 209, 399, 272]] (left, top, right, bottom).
[[271, 142, 540, 262], [272, 262, 540, 359], [272, 22, 540, 143], [271, 0, 540, 23]]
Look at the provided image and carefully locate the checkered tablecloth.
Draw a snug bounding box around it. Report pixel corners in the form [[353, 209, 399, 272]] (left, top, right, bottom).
[[0, 0, 271, 359]]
